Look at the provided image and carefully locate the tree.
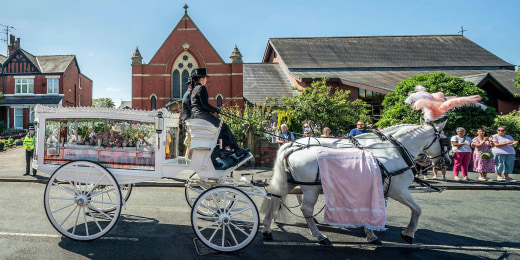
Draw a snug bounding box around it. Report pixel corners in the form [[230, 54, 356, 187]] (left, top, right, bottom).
[[92, 98, 115, 108], [515, 66, 520, 89], [280, 78, 370, 136], [377, 72, 497, 136], [221, 101, 274, 146]]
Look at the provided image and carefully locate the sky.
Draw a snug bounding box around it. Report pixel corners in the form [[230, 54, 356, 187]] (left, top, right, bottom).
[[2, 0, 519, 107]]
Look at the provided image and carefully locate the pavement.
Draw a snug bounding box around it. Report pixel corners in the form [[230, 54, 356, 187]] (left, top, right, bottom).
[[1, 146, 519, 190]]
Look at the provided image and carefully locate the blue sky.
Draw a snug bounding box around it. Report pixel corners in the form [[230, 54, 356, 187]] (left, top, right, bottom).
[[2, 0, 519, 107]]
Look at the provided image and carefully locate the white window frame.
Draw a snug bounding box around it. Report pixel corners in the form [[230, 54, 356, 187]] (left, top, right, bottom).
[[29, 106, 35, 124], [14, 76, 35, 95], [46, 76, 60, 94], [14, 108, 24, 129]]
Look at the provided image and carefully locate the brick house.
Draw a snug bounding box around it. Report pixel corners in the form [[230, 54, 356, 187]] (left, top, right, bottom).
[[0, 35, 93, 130]]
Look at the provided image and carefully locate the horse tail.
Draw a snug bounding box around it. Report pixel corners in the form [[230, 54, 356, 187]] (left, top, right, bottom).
[[260, 143, 300, 218]]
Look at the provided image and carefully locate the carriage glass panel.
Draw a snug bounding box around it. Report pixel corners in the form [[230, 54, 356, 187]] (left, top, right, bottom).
[[43, 118, 157, 171]]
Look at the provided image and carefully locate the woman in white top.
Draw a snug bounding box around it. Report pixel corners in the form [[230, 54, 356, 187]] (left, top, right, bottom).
[[451, 127, 473, 181], [491, 126, 518, 181]]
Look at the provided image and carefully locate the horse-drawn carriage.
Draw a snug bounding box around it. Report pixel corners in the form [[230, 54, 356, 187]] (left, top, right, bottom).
[[33, 105, 449, 252]]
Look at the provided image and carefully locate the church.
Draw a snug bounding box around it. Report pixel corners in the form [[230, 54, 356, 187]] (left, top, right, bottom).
[[131, 6, 519, 120]]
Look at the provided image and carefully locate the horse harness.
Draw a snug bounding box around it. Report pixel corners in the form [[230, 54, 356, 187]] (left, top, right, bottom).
[[282, 125, 448, 195]]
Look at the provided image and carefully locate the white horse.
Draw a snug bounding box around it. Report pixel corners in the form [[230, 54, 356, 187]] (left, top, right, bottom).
[[261, 122, 449, 245]]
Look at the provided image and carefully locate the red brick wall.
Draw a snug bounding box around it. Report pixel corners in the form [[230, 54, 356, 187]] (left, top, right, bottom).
[[79, 74, 93, 106], [62, 59, 80, 107], [132, 15, 244, 110]]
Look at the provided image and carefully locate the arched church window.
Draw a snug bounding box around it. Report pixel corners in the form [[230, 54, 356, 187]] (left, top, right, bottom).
[[172, 51, 199, 99], [151, 95, 156, 110], [216, 95, 223, 108]]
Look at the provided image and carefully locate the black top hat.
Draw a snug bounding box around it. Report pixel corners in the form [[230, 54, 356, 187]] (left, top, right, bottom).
[[191, 68, 209, 78], [28, 126, 35, 130]]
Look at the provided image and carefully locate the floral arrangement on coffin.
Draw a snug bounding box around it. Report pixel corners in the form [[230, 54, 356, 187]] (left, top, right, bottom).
[[82, 128, 152, 148]]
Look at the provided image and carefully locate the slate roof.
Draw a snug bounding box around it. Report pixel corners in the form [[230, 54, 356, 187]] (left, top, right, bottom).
[[268, 36, 514, 70], [291, 69, 520, 95], [243, 63, 298, 104], [1, 49, 76, 74], [1, 96, 63, 105]]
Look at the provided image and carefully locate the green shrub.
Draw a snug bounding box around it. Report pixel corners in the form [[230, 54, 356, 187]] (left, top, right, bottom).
[[488, 109, 520, 151], [14, 139, 24, 146], [0, 140, 4, 150]]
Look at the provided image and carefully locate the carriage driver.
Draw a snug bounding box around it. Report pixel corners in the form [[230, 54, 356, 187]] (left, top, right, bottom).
[[190, 68, 250, 162]]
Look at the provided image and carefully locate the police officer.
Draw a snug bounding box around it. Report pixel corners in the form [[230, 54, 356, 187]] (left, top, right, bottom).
[[23, 126, 37, 176], [190, 68, 249, 159]]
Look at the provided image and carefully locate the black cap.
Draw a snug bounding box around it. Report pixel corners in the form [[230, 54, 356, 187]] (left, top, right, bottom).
[[29, 126, 35, 130], [191, 68, 209, 78]]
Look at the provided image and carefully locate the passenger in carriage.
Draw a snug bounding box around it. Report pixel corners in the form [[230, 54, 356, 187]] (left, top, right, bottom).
[[190, 68, 250, 162]]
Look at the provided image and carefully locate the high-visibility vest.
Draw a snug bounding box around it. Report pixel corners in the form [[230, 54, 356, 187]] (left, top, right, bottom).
[[23, 134, 35, 150]]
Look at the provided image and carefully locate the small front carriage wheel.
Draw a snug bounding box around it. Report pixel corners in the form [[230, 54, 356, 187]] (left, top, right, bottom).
[[191, 186, 259, 252], [44, 160, 122, 241]]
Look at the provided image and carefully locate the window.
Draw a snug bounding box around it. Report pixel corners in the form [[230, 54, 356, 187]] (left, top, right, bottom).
[[15, 78, 34, 94], [30, 107, 35, 124], [14, 108, 23, 129], [47, 78, 59, 94], [216, 95, 223, 108], [359, 89, 385, 121], [151, 96, 156, 110], [171, 51, 199, 99]]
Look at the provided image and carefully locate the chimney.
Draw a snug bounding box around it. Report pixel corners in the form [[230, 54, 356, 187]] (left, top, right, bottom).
[[7, 34, 20, 57]]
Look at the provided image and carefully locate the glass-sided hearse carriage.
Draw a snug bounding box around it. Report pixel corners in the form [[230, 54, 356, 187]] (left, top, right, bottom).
[[33, 105, 262, 253]]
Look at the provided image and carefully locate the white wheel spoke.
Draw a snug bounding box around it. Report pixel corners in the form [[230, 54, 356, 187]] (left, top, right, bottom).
[[227, 196, 241, 213], [72, 203, 81, 235], [199, 203, 219, 215], [211, 194, 223, 214], [83, 207, 89, 237], [51, 202, 76, 214], [196, 215, 219, 220], [230, 218, 255, 223], [85, 174, 108, 197], [86, 207, 103, 232], [59, 205, 79, 226], [52, 182, 77, 197], [90, 187, 116, 197], [62, 171, 80, 195], [87, 204, 114, 220], [88, 200, 118, 205], [230, 222, 250, 236], [208, 223, 221, 242], [221, 222, 226, 247], [230, 207, 251, 217], [199, 220, 220, 232], [227, 225, 239, 246], [49, 197, 76, 201]]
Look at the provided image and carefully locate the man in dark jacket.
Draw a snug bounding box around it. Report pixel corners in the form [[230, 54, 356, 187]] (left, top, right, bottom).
[[190, 68, 249, 159]]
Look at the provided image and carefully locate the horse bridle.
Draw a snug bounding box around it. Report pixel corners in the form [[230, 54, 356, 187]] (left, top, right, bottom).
[[423, 123, 450, 165]]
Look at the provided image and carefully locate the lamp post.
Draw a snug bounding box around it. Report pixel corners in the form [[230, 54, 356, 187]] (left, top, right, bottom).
[[155, 111, 164, 149]]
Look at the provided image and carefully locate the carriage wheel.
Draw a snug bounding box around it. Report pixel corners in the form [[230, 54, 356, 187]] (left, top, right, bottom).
[[185, 173, 235, 216], [93, 183, 133, 213], [44, 161, 121, 241], [191, 186, 259, 252]]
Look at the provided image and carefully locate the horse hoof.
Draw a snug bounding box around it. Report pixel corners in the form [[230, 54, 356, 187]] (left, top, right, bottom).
[[369, 239, 382, 245], [400, 233, 414, 244], [319, 238, 333, 246], [262, 231, 273, 241]]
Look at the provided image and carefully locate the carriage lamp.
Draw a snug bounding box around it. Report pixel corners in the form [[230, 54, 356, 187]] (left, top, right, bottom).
[[155, 111, 164, 149], [155, 111, 164, 134]]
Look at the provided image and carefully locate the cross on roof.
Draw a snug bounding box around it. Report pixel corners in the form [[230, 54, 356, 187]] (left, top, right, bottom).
[[459, 26, 467, 36], [183, 4, 188, 15]]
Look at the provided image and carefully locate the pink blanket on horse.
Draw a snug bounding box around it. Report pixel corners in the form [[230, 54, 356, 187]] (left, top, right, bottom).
[[310, 146, 386, 231]]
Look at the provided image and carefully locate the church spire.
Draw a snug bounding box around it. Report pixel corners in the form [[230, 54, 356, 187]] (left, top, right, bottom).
[[229, 45, 243, 63], [131, 46, 143, 65], [183, 4, 189, 16]]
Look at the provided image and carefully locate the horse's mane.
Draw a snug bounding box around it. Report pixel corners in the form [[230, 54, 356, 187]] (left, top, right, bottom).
[[392, 124, 426, 138]]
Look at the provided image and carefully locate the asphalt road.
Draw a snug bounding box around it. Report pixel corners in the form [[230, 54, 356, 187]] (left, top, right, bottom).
[[0, 182, 519, 260]]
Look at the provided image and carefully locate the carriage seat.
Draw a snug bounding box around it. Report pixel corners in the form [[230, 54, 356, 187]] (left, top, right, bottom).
[[185, 119, 221, 149]]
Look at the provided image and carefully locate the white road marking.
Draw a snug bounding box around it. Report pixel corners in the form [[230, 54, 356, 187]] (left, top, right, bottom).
[[0, 231, 139, 242], [263, 241, 520, 252]]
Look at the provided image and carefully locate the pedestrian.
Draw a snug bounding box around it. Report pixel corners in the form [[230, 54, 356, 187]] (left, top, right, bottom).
[[349, 121, 369, 137], [471, 128, 495, 181], [451, 127, 472, 181], [432, 166, 447, 181], [321, 127, 333, 137], [276, 124, 294, 146], [491, 126, 517, 181], [302, 123, 311, 134], [303, 129, 312, 137], [190, 68, 250, 163], [23, 126, 37, 176], [414, 153, 431, 180]]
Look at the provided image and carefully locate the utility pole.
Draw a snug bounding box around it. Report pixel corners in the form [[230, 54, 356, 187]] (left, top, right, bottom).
[[0, 24, 16, 56], [458, 26, 467, 36]]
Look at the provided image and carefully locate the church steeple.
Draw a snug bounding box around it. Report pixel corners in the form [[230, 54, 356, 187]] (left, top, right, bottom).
[[131, 47, 143, 65], [229, 45, 243, 63]]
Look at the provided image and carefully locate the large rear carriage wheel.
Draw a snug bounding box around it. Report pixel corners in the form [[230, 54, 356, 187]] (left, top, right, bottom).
[[44, 161, 122, 241], [191, 186, 259, 252]]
